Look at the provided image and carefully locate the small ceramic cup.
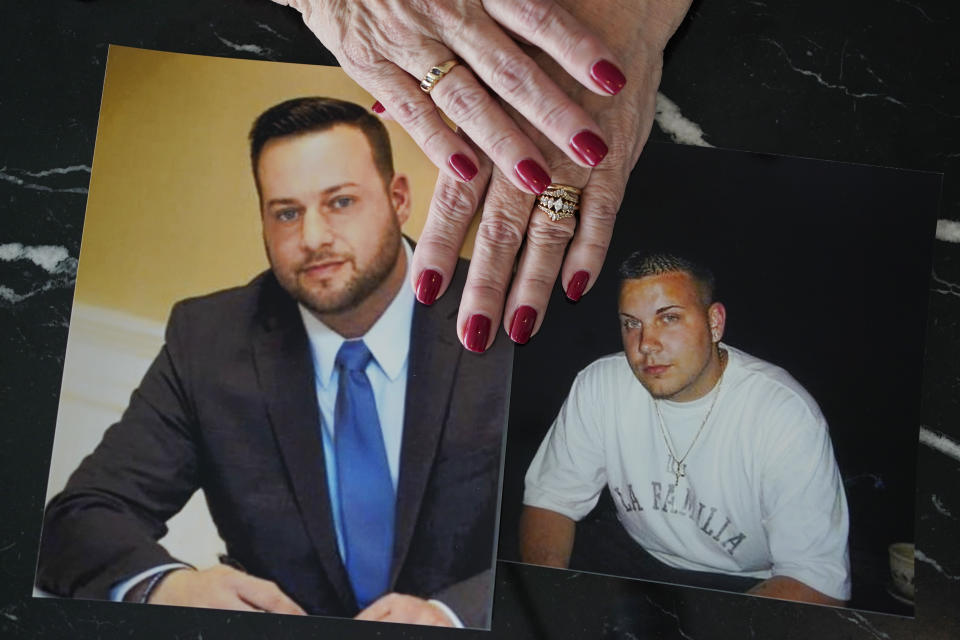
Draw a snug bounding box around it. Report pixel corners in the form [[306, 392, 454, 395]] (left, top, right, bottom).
[[888, 542, 915, 601]]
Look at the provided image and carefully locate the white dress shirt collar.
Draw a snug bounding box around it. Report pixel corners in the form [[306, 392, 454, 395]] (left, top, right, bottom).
[[298, 239, 414, 388]]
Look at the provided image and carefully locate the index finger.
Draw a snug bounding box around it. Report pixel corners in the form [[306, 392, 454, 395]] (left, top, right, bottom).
[[235, 575, 307, 615]]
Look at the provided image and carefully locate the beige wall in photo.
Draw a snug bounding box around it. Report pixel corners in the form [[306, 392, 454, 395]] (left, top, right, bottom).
[[77, 45, 471, 324]]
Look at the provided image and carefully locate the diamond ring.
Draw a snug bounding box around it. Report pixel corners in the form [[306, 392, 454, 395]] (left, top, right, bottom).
[[536, 184, 582, 221]]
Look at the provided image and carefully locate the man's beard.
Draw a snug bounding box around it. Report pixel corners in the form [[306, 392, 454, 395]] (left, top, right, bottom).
[[269, 222, 402, 316]]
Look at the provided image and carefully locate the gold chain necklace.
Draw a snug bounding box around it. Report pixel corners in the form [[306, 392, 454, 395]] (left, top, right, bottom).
[[653, 349, 727, 485]]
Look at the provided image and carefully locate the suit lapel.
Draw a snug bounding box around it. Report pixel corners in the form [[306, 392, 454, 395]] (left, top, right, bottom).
[[389, 277, 462, 586], [251, 277, 356, 611]]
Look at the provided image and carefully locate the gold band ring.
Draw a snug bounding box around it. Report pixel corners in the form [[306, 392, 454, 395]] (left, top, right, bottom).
[[537, 183, 582, 221], [420, 60, 459, 93]]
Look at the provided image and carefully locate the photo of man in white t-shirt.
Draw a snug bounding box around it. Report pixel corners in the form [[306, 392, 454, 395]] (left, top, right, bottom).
[[521, 250, 851, 606]]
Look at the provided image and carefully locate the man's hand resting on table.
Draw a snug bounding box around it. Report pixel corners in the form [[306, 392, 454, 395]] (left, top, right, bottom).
[[355, 592, 457, 627], [145, 565, 306, 614], [143, 566, 457, 625]]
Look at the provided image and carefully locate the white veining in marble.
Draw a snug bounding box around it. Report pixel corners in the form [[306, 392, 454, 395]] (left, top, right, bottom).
[[1, 285, 25, 304], [1, 600, 20, 623], [600, 621, 639, 640], [654, 93, 713, 148], [915, 548, 960, 580], [894, 0, 934, 22], [1, 280, 70, 305], [801, 36, 823, 52], [20, 164, 91, 178], [0, 166, 89, 194], [0, 243, 77, 304], [214, 33, 274, 58], [936, 219, 960, 242], [761, 38, 906, 106], [641, 595, 694, 640], [919, 426, 960, 463], [838, 44, 887, 89], [932, 494, 954, 518], [255, 21, 290, 41], [835, 611, 890, 640], [931, 271, 960, 298], [0, 243, 71, 272]]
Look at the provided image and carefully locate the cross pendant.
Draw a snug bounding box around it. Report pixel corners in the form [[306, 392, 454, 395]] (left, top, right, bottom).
[[667, 456, 686, 485]]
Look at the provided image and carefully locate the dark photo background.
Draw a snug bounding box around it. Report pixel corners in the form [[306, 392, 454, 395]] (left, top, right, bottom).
[[498, 142, 940, 616]]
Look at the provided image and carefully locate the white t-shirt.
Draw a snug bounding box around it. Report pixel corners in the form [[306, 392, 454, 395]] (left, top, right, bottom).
[[524, 345, 851, 601]]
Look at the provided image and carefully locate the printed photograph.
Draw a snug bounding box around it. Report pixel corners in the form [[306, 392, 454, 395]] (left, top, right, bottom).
[[498, 142, 940, 617], [34, 46, 511, 630]]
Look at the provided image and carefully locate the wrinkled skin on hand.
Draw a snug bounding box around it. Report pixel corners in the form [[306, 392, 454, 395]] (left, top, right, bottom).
[[409, 0, 692, 351], [272, 0, 623, 193]]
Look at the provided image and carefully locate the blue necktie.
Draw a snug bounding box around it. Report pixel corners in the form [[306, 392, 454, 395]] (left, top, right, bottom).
[[334, 340, 395, 609]]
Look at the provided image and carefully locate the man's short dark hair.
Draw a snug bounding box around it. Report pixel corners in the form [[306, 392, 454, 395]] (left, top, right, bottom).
[[618, 250, 717, 306], [249, 97, 394, 193]]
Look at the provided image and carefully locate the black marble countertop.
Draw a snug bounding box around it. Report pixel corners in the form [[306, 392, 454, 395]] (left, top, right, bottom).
[[2, 1, 958, 638]]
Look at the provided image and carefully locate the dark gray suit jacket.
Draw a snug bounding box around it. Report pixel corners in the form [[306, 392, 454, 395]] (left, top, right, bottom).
[[37, 262, 511, 628]]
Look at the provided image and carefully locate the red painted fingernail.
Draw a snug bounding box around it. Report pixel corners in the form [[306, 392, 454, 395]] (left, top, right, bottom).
[[464, 314, 491, 353], [371, 101, 385, 114], [590, 59, 626, 95], [514, 158, 551, 194], [566, 271, 590, 302], [570, 130, 608, 167], [509, 305, 538, 345], [448, 153, 478, 182], [416, 269, 443, 305]]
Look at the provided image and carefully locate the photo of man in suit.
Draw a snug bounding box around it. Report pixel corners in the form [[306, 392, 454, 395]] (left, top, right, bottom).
[[36, 97, 511, 629]]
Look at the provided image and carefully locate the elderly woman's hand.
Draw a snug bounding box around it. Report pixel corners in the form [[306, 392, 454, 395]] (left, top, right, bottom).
[[409, 0, 693, 351], [272, 0, 626, 195]]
